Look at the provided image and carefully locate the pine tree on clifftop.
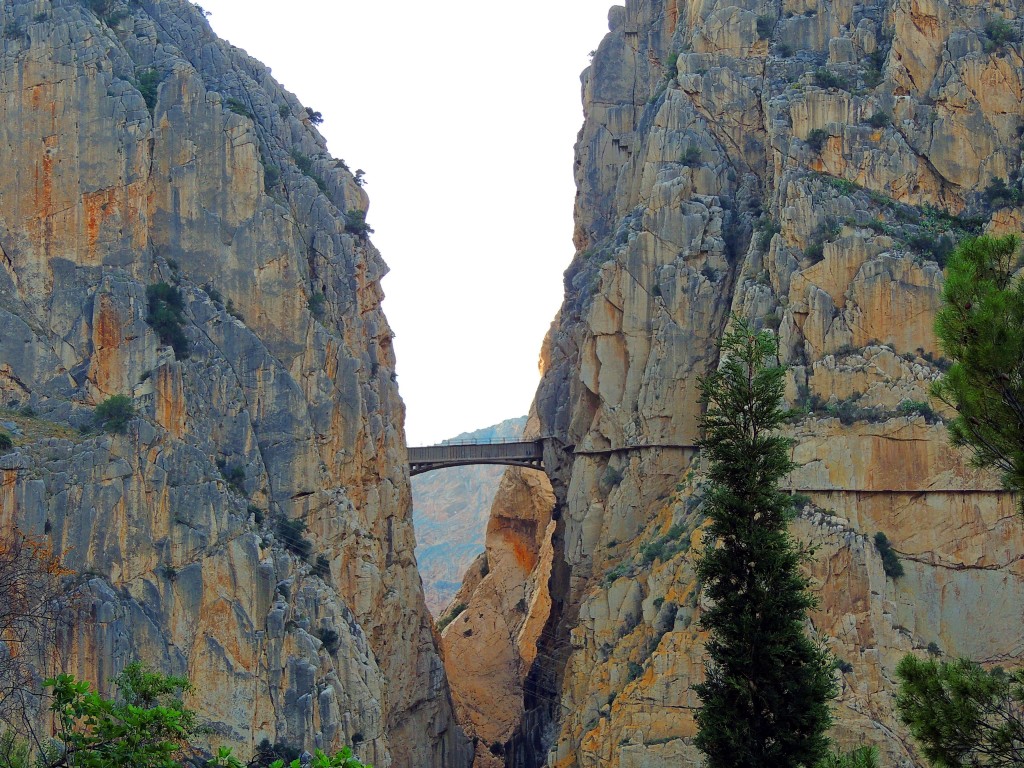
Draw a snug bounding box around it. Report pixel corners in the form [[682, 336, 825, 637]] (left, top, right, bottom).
[[693, 319, 836, 768]]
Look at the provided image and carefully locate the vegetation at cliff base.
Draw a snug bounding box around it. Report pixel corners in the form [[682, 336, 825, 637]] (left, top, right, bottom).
[[694, 319, 836, 768], [931, 235, 1024, 503]]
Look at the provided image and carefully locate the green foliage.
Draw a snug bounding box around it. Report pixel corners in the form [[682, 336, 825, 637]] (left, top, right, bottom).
[[136, 69, 162, 112], [216, 458, 246, 495], [291, 150, 327, 193], [316, 627, 340, 655], [225, 97, 251, 117], [984, 17, 1018, 52], [95, 394, 135, 434], [276, 517, 313, 559], [983, 177, 1023, 208], [146, 282, 189, 358], [873, 532, 904, 579], [865, 111, 891, 128], [895, 655, 1024, 767], [806, 129, 828, 153], [344, 209, 374, 237], [694, 319, 836, 768], [308, 292, 326, 317], [0, 431, 12, 451], [931, 235, 1024, 504], [680, 144, 702, 165], [813, 68, 848, 90], [263, 163, 280, 192], [815, 747, 880, 768], [777, 42, 793, 57], [305, 107, 324, 125], [756, 15, 775, 39], [897, 399, 939, 423], [270, 747, 371, 768], [45, 662, 197, 768], [755, 219, 781, 251], [311, 553, 331, 580], [436, 602, 468, 633], [278, 104, 290, 118]]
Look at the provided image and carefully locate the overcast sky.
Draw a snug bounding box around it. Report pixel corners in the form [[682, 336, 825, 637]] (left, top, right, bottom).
[[197, 0, 615, 445]]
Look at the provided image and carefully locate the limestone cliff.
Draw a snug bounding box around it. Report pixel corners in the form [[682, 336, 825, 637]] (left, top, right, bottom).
[[448, 1, 1024, 766], [0, 1, 469, 765]]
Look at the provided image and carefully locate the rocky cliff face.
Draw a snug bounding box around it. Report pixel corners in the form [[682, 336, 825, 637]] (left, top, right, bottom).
[[412, 417, 527, 615], [448, 1, 1024, 766], [0, 1, 469, 765]]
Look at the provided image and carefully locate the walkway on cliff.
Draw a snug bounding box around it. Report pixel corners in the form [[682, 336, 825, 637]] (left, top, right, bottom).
[[407, 438, 545, 476]]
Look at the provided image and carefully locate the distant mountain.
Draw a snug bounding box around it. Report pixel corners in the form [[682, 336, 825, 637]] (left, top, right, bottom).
[[412, 417, 527, 614]]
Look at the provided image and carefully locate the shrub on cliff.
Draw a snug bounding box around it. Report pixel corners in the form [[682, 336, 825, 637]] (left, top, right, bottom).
[[693, 319, 836, 768], [146, 282, 190, 358], [95, 394, 135, 434]]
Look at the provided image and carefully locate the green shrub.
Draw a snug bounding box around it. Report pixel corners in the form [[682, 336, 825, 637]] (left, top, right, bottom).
[[874, 532, 904, 579], [777, 43, 793, 57], [755, 219, 781, 251], [343, 209, 373, 237], [305, 107, 324, 125], [806, 128, 828, 153], [316, 627, 339, 654], [680, 144, 702, 165], [983, 177, 1023, 208], [804, 240, 825, 262], [436, 602, 468, 633], [146, 282, 189, 358], [627, 661, 644, 681], [984, 17, 1018, 51], [95, 394, 135, 434], [897, 399, 938, 423], [278, 104, 290, 118], [756, 15, 775, 39], [0, 431, 13, 451], [813, 68, 848, 90], [216, 458, 246, 495], [291, 150, 327, 193], [225, 97, 251, 118], [276, 517, 313, 559], [135, 68, 161, 112], [204, 283, 223, 305], [263, 163, 280, 192], [866, 111, 891, 128], [308, 293, 326, 317]]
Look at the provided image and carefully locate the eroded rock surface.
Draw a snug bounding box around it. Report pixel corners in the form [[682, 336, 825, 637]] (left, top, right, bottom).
[[448, 1, 1024, 766], [0, 1, 469, 765]]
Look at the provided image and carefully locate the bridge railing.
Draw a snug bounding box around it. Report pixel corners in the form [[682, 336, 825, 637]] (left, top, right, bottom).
[[408, 440, 543, 463]]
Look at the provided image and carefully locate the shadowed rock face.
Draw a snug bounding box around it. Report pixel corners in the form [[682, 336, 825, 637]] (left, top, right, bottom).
[[0, 1, 470, 765], [445, 1, 1024, 766]]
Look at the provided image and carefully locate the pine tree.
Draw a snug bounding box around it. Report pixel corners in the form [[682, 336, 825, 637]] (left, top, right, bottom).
[[693, 320, 836, 768], [931, 234, 1024, 504]]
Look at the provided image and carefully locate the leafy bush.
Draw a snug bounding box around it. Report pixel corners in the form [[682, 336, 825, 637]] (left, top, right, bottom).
[[680, 144, 702, 165], [308, 293, 326, 317], [276, 517, 313, 559], [897, 399, 938, 423], [874, 532, 904, 579], [756, 15, 775, 39], [311, 553, 331, 580], [866, 111, 891, 128], [984, 17, 1018, 51], [0, 431, 13, 451], [806, 128, 828, 153], [344, 209, 374, 237], [135, 68, 161, 112], [777, 43, 793, 57], [146, 282, 189, 358], [216, 458, 246, 495], [983, 177, 1023, 208], [755, 219, 781, 251], [95, 395, 135, 434], [225, 97, 251, 117], [291, 150, 327, 193], [305, 107, 324, 125], [316, 627, 340, 655], [263, 163, 280, 192], [436, 602, 468, 632], [278, 104, 290, 118], [813, 68, 848, 90]]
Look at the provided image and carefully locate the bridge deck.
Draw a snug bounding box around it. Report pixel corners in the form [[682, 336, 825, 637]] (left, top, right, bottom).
[[408, 439, 545, 476]]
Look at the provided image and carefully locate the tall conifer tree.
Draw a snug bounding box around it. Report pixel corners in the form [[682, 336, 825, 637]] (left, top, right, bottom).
[[693, 320, 835, 768]]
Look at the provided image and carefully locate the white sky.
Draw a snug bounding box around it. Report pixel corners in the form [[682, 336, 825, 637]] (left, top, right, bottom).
[[197, 0, 615, 446]]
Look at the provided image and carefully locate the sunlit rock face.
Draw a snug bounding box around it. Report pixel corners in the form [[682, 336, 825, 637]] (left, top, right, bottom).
[[446, 1, 1024, 766], [0, 1, 470, 766]]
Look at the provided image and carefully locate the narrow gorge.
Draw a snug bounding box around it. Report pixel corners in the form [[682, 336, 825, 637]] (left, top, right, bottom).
[[2, 0, 1024, 767]]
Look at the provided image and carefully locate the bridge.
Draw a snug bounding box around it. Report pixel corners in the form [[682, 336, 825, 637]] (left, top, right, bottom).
[[407, 438, 545, 476]]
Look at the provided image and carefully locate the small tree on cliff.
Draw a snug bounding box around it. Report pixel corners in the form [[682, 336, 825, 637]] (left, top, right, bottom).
[[931, 234, 1024, 505], [693, 319, 835, 768]]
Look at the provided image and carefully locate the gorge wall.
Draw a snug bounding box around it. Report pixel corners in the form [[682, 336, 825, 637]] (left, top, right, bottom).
[[445, 0, 1024, 766], [0, 1, 469, 765]]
